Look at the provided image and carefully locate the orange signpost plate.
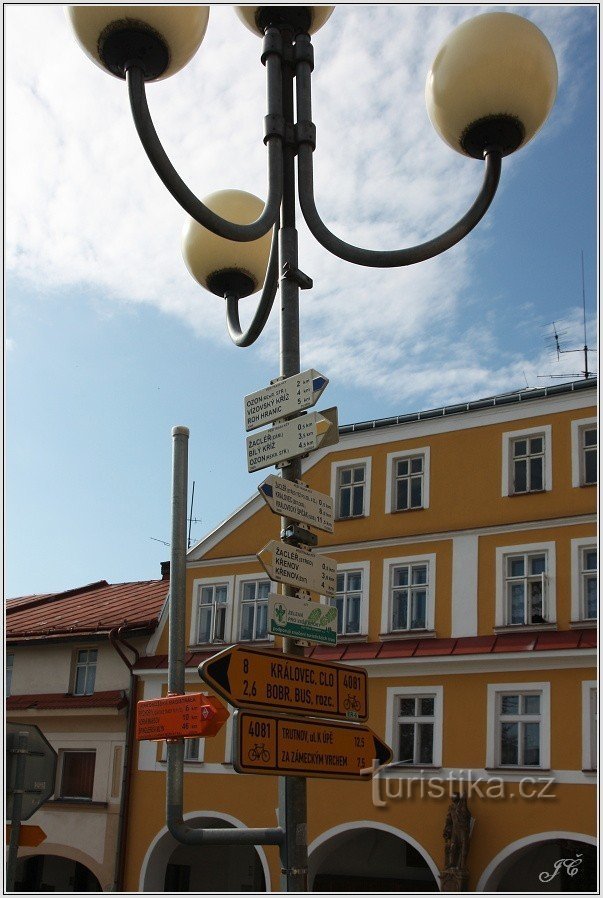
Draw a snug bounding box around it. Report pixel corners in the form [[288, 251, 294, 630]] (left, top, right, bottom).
[[6, 824, 46, 847], [233, 711, 392, 779], [199, 645, 368, 721], [136, 693, 229, 741]]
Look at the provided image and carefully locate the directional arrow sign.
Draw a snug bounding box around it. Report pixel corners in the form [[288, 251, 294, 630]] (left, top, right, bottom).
[[5, 824, 46, 848], [268, 593, 337, 645], [199, 645, 368, 721], [257, 540, 337, 596], [233, 711, 392, 779], [246, 407, 339, 473], [245, 369, 329, 431], [6, 724, 57, 822], [258, 476, 334, 533], [135, 693, 229, 741]]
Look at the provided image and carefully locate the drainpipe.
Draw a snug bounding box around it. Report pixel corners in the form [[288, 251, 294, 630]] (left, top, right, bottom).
[[109, 626, 141, 891], [166, 426, 284, 847]]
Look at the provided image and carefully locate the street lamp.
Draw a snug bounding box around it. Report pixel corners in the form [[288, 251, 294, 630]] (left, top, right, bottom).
[[67, 5, 557, 891]]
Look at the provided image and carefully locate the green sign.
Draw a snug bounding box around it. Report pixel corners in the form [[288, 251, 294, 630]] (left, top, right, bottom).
[[268, 594, 338, 645]]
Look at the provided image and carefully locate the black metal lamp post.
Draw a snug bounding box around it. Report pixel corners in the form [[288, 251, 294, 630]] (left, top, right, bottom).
[[67, 5, 558, 891]]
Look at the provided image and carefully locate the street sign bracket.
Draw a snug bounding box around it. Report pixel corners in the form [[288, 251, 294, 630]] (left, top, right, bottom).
[[282, 261, 313, 289], [281, 524, 317, 547]]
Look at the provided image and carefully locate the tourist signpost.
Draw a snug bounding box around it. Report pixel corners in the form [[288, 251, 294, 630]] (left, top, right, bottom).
[[244, 370, 329, 431], [136, 693, 229, 741], [199, 645, 368, 722], [246, 408, 339, 473], [258, 475, 334, 533], [234, 711, 392, 779], [257, 540, 337, 596]]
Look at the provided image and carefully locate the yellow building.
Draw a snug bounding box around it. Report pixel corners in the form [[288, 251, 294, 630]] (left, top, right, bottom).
[[127, 378, 596, 892]]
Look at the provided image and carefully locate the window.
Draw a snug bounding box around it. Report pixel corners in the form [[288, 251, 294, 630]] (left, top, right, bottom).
[[511, 435, 544, 492], [502, 425, 551, 496], [572, 418, 597, 487], [381, 554, 436, 635], [73, 649, 97, 696], [330, 457, 372, 520], [332, 570, 362, 635], [6, 653, 13, 696], [487, 683, 550, 769], [184, 738, 203, 762], [505, 552, 547, 625], [196, 583, 228, 644], [397, 696, 436, 764], [571, 538, 597, 623], [239, 579, 270, 641], [60, 750, 96, 799], [495, 542, 556, 629], [580, 547, 597, 620], [391, 562, 428, 630], [582, 681, 597, 771], [386, 686, 443, 767], [386, 448, 430, 512]]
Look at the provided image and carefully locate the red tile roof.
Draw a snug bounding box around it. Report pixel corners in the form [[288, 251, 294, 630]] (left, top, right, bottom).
[[7, 690, 127, 711], [134, 629, 596, 670], [6, 579, 168, 642]]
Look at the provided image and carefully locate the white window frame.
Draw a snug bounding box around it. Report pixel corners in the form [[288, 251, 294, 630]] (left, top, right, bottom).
[[73, 648, 98, 696], [486, 682, 550, 770], [160, 734, 206, 764], [495, 542, 556, 628], [581, 681, 597, 771], [501, 425, 552, 496], [233, 573, 274, 643], [329, 561, 370, 637], [385, 447, 430, 513], [385, 685, 443, 768], [330, 457, 372, 520], [381, 553, 436, 635], [189, 575, 234, 647], [571, 537, 597, 623], [571, 417, 597, 487]]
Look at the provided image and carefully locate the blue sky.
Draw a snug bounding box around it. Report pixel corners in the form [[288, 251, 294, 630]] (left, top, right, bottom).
[[5, 4, 598, 597]]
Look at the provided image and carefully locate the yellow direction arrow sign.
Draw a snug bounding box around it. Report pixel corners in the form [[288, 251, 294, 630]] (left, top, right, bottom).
[[234, 711, 392, 779], [5, 824, 46, 847], [257, 540, 337, 596], [258, 475, 334, 533], [199, 645, 368, 721]]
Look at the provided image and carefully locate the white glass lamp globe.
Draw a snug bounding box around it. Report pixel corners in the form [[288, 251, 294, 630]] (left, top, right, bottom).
[[66, 6, 209, 81], [182, 191, 273, 298], [235, 6, 334, 37], [426, 12, 557, 158]]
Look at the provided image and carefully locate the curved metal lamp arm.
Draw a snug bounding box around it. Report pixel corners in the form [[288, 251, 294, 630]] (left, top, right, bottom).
[[125, 51, 283, 243], [295, 42, 502, 268], [225, 225, 280, 346]]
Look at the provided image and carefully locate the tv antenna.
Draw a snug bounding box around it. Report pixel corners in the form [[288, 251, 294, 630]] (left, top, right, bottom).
[[150, 482, 202, 550], [187, 480, 203, 549], [539, 251, 596, 380]]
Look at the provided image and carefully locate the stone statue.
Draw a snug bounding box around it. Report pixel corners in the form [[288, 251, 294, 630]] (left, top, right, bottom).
[[441, 793, 472, 891]]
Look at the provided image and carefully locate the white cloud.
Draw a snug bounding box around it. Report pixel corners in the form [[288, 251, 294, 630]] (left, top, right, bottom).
[[5, 5, 595, 405]]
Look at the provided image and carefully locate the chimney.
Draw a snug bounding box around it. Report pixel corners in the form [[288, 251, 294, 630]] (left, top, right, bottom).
[[161, 561, 170, 581]]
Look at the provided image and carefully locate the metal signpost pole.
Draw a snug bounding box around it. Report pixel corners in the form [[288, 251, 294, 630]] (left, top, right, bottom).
[[6, 730, 28, 892], [277, 34, 309, 894]]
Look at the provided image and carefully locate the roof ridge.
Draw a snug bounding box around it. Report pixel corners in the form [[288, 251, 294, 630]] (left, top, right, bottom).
[[6, 580, 110, 614]]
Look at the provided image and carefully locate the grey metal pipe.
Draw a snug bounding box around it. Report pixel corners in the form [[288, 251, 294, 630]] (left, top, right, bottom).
[[6, 731, 28, 891], [165, 425, 285, 847], [295, 39, 503, 268], [225, 223, 281, 347], [126, 45, 284, 242]]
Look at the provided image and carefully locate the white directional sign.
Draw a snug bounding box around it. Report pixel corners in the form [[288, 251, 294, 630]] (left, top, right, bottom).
[[246, 408, 339, 473], [257, 540, 337, 596], [268, 593, 338, 645], [245, 370, 329, 431], [258, 476, 334, 533]]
